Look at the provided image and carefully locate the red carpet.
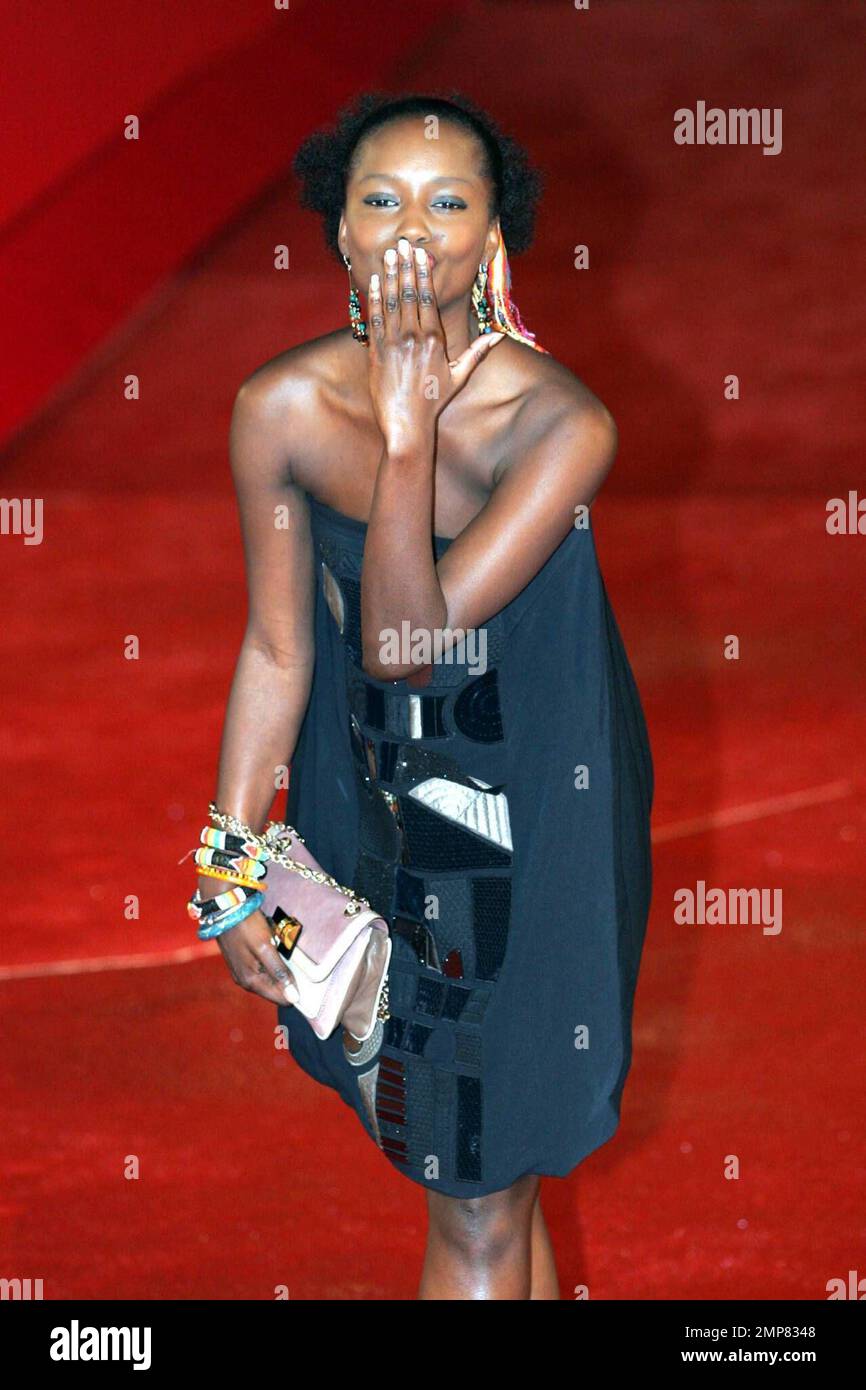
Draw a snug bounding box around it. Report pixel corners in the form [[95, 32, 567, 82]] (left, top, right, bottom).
[[2, 0, 864, 1298]]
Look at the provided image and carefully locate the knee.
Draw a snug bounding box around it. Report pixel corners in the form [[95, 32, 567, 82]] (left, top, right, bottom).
[[428, 1180, 538, 1264]]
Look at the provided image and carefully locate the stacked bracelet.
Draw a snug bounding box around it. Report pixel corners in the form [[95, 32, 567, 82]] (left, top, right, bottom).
[[184, 807, 277, 938], [194, 846, 268, 880], [192, 888, 265, 940], [187, 882, 253, 923], [200, 827, 270, 862]]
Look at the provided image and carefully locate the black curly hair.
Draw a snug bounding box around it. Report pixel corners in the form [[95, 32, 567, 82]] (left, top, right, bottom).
[[293, 89, 543, 263]]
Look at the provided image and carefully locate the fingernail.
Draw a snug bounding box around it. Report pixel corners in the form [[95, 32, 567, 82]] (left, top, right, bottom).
[[370, 273, 380, 291], [384, 248, 397, 266], [397, 237, 410, 255], [415, 247, 427, 263], [284, 981, 298, 1004]]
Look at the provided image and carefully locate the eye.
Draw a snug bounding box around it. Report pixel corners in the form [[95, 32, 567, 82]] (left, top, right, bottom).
[[363, 195, 466, 211]]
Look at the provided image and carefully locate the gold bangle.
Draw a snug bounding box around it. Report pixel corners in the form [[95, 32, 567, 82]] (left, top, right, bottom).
[[196, 864, 264, 892]]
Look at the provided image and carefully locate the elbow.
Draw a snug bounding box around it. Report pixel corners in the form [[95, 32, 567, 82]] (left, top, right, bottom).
[[362, 614, 450, 682], [244, 631, 314, 673], [361, 619, 409, 682], [360, 634, 390, 682], [361, 635, 419, 683], [361, 657, 388, 682], [361, 649, 410, 683]]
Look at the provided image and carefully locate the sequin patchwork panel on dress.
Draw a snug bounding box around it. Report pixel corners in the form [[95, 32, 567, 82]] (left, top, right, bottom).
[[347, 719, 514, 1189], [320, 550, 517, 1190]]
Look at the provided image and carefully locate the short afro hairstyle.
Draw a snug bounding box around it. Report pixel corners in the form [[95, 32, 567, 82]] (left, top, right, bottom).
[[292, 89, 544, 263]]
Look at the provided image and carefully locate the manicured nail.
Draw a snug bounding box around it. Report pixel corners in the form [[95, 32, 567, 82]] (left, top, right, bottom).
[[397, 237, 411, 255], [370, 273, 380, 291], [284, 980, 298, 1004], [384, 248, 397, 266], [415, 247, 427, 263]]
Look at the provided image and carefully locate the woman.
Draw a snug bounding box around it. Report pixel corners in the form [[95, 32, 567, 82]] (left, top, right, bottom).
[[192, 91, 653, 1300]]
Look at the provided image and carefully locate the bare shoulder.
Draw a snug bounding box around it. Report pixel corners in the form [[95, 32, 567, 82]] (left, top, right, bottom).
[[233, 329, 349, 412], [229, 330, 361, 489], [503, 340, 616, 436], [491, 339, 618, 479]]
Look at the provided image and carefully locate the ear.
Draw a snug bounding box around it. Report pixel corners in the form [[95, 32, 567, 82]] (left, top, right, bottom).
[[337, 213, 348, 260], [483, 218, 502, 266]]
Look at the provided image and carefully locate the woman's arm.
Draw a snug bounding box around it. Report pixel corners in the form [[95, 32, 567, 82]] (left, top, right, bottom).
[[361, 387, 617, 681], [197, 371, 316, 1006], [359, 240, 618, 681]]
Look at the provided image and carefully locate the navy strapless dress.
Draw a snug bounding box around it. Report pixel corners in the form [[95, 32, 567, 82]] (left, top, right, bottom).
[[276, 494, 653, 1198]]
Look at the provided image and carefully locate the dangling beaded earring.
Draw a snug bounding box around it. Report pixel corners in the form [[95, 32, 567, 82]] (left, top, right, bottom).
[[472, 262, 494, 335], [343, 252, 369, 345], [473, 228, 548, 353]]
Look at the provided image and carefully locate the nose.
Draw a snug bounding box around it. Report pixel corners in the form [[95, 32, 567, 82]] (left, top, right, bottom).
[[394, 233, 436, 261], [393, 215, 432, 247]]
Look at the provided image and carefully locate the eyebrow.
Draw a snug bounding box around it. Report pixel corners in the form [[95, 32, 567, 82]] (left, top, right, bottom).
[[357, 174, 475, 185]]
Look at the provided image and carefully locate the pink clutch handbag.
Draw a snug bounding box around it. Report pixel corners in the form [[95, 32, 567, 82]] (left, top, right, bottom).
[[258, 821, 391, 1044]]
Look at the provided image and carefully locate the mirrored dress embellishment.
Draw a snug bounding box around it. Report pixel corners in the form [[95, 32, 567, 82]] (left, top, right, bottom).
[[406, 775, 513, 852], [321, 560, 345, 633]]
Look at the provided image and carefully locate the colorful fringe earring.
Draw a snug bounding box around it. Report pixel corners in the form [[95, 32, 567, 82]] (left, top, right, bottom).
[[343, 253, 369, 345], [473, 228, 547, 353]]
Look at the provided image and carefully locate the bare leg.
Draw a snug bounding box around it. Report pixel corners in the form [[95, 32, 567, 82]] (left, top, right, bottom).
[[529, 1188, 560, 1299], [347, 1025, 560, 1298], [418, 1172, 542, 1299]]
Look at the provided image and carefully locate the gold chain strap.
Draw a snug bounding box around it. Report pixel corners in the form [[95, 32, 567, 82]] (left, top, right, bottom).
[[207, 803, 390, 1021], [376, 975, 390, 1023], [207, 803, 370, 914]]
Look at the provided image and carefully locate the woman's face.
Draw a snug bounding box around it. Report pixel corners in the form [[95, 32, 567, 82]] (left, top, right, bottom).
[[339, 116, 500, 312]]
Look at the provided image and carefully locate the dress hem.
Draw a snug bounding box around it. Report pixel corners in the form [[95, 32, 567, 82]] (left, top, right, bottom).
[[360, 1096, 623, 1200]]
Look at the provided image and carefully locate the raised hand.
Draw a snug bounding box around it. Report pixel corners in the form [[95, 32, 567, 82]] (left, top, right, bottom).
[[366, 236, 505, 454]]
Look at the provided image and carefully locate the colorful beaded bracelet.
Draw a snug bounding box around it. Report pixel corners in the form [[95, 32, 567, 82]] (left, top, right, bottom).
[[194, 846, 267, 880], [188, 883, 260, 930], [200, 827, 270, 862], [196, 890, 265, 940], [186, 881, 257, 923]]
